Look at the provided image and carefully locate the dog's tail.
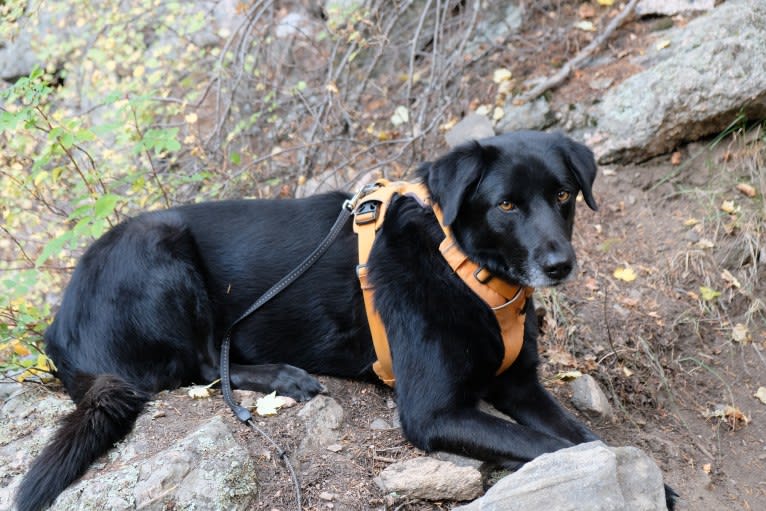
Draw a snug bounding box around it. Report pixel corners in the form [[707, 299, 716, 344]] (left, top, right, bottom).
[[15, 374, 149, 511]]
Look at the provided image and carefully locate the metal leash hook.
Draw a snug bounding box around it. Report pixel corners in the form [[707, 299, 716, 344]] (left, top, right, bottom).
[[219, 200, 355, 511]]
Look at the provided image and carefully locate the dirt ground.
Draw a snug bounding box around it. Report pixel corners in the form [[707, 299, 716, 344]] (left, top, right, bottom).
[[6, 3, 766, 510]]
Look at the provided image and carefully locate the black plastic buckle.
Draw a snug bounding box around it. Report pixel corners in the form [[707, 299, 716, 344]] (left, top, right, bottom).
[[355, 200, 381, 225]]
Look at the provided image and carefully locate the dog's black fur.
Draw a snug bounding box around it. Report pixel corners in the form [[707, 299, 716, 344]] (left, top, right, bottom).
[[16, 131, 676, 511]]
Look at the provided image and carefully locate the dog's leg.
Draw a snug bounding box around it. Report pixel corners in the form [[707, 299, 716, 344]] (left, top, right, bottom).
[[398, 402, 575, 464], [487, 368, 600, 445], [228, 363, 325, 401]]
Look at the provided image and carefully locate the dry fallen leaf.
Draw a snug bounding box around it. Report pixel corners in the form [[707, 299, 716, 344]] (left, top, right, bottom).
[[255, 391, 297, 417], [187, 386, 212, 399], [656, 39, 671, 50], [720, 200, 736, 214], [613, 266, 637, 282], [578, 3, 596, 18], [574, 20, 596, 32], [736, 183, 757, 198], [555, 370, 583, 381], [597, 0, 614, 5], [754, 387, 766, 405], [721, 269, 741, 289], [702, 463, 712, 474], [390, 106, 409, 127], [694, 238, 715, 249], [683, 218, 699, 227], [732, 323, 751, 343], [670, 151, 682, 165], [704, 404, 749, 429], [492, 68, 512, 84]]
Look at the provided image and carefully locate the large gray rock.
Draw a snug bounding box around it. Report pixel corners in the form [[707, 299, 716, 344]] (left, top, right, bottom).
[[590, 0, 766, 163], [636, 0, 715, 17], [53, 416, 259, 510], [375, 456, 483, 501], [454, 442, 667, 511]]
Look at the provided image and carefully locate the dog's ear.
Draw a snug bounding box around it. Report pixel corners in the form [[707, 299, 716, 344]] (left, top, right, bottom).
[[420, 141, 498, 225], [559, 136, 598, 211]]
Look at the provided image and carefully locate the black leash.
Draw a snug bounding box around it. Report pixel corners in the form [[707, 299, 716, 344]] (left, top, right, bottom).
[[219, 190, 367, 510]]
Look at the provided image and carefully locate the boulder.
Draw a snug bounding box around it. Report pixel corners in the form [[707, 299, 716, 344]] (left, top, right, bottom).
[[54, 416, 259, 510], [453, 442, 667, 511], [636, 0, 715, 17], [589, 0, 766, 163]]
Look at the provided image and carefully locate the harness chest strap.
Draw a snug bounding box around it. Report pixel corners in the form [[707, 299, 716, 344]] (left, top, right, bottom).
[[353, 180, 534, 387]]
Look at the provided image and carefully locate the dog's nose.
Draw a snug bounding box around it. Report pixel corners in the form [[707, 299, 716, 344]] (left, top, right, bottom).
[[542, 254, 573, 281]]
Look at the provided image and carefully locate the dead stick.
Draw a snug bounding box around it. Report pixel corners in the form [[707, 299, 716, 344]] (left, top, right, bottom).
[[518, 0, 639, 103]]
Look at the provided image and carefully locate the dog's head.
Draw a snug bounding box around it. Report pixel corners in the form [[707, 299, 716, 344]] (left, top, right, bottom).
[[419, 131, 598, 288]]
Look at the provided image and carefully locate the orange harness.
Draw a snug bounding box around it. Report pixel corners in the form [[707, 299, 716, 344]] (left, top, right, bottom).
[[352, 180, 534, 387]]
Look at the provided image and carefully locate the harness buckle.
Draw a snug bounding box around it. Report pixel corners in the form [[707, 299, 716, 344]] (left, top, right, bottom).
[[354, 200, 380, 225]]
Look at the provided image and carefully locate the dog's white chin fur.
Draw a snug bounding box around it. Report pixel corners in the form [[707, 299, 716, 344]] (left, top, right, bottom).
[[509, 262, 578, 288]]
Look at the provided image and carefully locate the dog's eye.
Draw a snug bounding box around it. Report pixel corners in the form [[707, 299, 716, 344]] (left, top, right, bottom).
[[498, 200, 516, 212], [557, 191, 571, 203]]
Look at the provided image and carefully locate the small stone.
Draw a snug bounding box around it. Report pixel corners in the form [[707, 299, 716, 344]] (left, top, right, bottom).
[[370, 418, 391, 430], [318, 491, 335, 501], [570, 374, 613, 420], [326, 443, 343, 453], [496, 97, 554, 132], [375, 457, 483, 501], [445, 113, 495, 148]]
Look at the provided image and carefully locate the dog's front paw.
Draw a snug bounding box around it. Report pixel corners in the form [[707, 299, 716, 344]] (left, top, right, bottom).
[[664, 483, 679, 510], [272, 365, 325, 401]]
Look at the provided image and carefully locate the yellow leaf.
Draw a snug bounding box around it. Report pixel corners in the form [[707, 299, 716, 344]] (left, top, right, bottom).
[[720, 200, 736, 214], [574, 20, 596, 32], [133, 65, 145, 79], [702, 463, 712, 474], [11, 340, 30, 357], [597, 0, 614, 5], [699, 286, 720, 301], [492, 68, 512, 84], [655, 39, 671, 50], [613, 266, 637, 282], [755, 387, 766, 405], [187, 386, 212, 399], [255, 391, 296, 417], [683, 218, 699, 226], [555, 370, 583, 381], [492, 106, 504, 121], [35, 354, 56, 373], [390, 106, 409, 126], [184, 113, 198, 124], [732, 323, 751, 343]]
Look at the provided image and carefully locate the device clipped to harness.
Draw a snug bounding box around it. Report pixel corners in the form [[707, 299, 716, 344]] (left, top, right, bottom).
[[351, 179, 534, 387]]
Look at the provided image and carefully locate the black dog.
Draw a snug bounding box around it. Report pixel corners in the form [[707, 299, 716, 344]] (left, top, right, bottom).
[[16, 131, 676, 510]]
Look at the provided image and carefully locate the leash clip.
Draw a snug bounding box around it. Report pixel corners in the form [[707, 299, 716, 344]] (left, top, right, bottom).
[[343, 182, 382, 212]]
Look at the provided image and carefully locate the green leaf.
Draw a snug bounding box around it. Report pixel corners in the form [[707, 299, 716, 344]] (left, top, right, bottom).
[[230, 152, 241, 165], [94, 194, 120, 219], [699, 286, 721, 301], [36, 232, 73, 266]]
